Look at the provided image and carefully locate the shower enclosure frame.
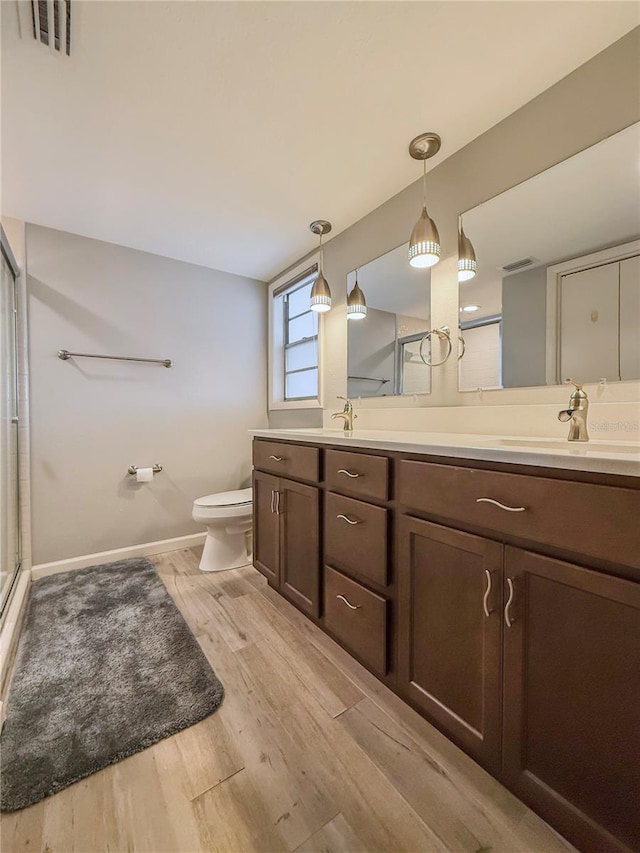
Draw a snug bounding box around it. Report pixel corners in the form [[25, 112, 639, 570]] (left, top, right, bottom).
[[1, 225, 22, 620]]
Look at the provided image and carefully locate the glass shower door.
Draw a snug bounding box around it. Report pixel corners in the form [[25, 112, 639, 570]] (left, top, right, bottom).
[[0, 244, 20, 615]]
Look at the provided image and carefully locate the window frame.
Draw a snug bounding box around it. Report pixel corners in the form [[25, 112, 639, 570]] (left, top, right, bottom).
[[268, 257, 323, 410]]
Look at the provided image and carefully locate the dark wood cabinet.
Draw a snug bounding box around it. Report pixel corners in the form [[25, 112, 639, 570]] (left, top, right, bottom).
[[502, 547, 640, 853], [253, 470, 280, 586], [252, 469, 320, 617], [398, 516, 503, 772], [253, 436, 640, 853], [324, 566, 388, 676], [279, 479, 320, 617]]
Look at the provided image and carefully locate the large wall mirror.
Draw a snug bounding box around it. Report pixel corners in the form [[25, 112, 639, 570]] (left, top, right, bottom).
[[347, 242, 432, 398], [458, 122, 640, 392]]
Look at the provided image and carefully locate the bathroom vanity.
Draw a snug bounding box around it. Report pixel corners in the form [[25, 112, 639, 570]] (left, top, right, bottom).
[[251, 428, 640, 853]]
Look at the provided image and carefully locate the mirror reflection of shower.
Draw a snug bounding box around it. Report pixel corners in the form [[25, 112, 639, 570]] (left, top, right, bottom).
[[347, 243, 432, 398], [0, 233, 21, 616]]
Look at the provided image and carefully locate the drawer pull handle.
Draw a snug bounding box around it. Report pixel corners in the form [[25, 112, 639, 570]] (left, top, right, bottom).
[[483, 570, 493, 618], [338, 469, 362, 478], [337, 594, 361, 610], [505, 577, 516, 627], [337, 514, 362, 525], [269, 455, 285, 462], [476, 497, 526, 513]]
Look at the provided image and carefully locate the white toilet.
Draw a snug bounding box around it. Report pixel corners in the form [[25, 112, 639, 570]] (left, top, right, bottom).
[[192, 488, 253, 573]]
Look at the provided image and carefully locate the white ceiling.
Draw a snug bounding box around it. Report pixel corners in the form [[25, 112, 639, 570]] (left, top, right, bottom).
[[1, 2, 638, 281]]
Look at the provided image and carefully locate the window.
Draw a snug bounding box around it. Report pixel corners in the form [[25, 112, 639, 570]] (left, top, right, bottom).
[[269, 262, 322, 409]]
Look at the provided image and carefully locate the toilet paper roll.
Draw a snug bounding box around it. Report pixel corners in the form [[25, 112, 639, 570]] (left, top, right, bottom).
[[136, 467, 154, 483]]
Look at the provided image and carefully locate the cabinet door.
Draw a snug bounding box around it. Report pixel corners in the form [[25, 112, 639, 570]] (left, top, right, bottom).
[[252, 470, 280, 585], [398, 517, 503, 772], [279, 479, 320, 618], [503, 547, 640, 853]]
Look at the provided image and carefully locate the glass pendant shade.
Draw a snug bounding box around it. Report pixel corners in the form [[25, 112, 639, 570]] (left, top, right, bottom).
[[408, 207, 441, 268], [458, 227, 477, 282], [310, 271, 332, 312], [347, 280, 367, 320]]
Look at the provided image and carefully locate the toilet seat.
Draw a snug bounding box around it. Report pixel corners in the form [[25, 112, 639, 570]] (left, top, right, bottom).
[[194, 488, 252, 508]]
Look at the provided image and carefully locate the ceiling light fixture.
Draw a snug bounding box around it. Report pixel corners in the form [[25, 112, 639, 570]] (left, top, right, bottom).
[[458, 224, 477, 282], [347, 269, 367, 320], [408, 132, 441, 269], [460, 304, 481, 313], [309, 220, 332, 313]]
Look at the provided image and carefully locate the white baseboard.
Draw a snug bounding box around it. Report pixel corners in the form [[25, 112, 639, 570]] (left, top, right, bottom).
[[32, 533, 207, 580]]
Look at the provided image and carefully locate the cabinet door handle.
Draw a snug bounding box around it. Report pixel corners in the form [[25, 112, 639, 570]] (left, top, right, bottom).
[[504, 577, 516, 627], [476, 497, 526, 513], [270, 489, 275, 514], [269, 455, 285, 462], [337, 514, 362, 525], [336, 594, 361, 610], [483, 570, 493, 618], [275, 491, 282, 515], [338, 469, 361, 478]]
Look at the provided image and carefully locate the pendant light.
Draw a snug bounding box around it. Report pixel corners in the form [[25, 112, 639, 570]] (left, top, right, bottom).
[[458, 224, 477, 282], [309, 220, 332, 312], [347, 268, 367, 320], [408, 132, 441, 269]]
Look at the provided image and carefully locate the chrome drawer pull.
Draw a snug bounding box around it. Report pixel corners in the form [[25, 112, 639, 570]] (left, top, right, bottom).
[[505, 577, 516, 627], [337, 514, 362, 525], [476, 497, 526, 513], [337, 594, 361, 610], [269, 455, 285, 462], [483, 570, 493, 618], [338, 469, 362, 478]]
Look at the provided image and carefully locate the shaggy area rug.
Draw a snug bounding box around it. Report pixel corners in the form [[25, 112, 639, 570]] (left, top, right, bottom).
[[1, 557, 224, 812]]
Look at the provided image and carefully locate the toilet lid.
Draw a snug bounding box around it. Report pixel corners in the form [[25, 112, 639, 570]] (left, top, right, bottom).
[[194, 488, 252, 508]]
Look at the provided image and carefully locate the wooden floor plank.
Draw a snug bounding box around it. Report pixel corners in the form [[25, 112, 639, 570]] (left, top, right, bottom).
[[4, 551, 574, 852], [293, 813, 368, 853]]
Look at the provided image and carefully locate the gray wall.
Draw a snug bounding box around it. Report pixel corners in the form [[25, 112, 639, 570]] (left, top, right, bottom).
[[347, 307, 396, 398], [27, 225, 267, 564], [269, 28, 640, 424], [502, 266, 547, 388]]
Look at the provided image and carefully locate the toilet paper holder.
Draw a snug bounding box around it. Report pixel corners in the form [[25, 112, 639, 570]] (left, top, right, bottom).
[[128, 464, 163, 475]]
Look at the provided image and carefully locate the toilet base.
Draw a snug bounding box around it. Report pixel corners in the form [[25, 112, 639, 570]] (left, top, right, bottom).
[[199, 525, 252, 573]]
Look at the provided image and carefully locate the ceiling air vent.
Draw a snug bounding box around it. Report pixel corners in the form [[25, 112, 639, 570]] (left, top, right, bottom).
[[30, 1, 71, 55], [501, 257, 535, 273]]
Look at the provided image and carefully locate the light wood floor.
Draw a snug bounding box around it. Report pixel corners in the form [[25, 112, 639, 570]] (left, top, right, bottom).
[[1, 548, 575, 853]]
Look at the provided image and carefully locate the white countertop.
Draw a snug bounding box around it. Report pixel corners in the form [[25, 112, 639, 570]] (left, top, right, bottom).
[[250, 428, 640, 477]]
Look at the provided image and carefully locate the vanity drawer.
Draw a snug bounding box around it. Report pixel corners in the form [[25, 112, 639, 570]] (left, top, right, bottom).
[[253, 440, 319, 483], [324, 566, 388, 676], [324, 492, 389, 586], [397, 459, 640, 569], [325, 449, 389, 501]]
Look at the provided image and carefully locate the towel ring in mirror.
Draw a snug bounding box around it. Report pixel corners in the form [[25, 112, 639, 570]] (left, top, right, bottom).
[[458, 332, 466, 361], [419, 327, 453, 367]]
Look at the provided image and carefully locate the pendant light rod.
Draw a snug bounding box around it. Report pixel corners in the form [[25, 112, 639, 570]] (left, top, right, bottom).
[[309, 220, 333, 313], [408, 132, 442, 270]]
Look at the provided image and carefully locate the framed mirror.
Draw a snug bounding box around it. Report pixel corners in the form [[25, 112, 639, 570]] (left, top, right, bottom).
[[347, 242, 432, 398], [458, 122, 640, 392]]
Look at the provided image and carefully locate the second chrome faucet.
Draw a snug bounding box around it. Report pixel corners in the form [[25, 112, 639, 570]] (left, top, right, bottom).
[[558, 379, 589, 442], [331, 396, 357, 431]]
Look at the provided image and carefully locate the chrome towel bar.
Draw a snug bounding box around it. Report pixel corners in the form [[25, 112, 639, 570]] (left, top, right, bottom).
[[58, 349, 172, 368]]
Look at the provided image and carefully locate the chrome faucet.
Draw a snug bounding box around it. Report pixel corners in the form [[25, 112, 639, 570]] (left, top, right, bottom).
[[331, 396, 357, 431], [558, 379, 589, 442]]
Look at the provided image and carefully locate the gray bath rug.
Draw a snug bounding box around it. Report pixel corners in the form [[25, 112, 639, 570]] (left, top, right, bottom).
[[1, 557, 224, 812]]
